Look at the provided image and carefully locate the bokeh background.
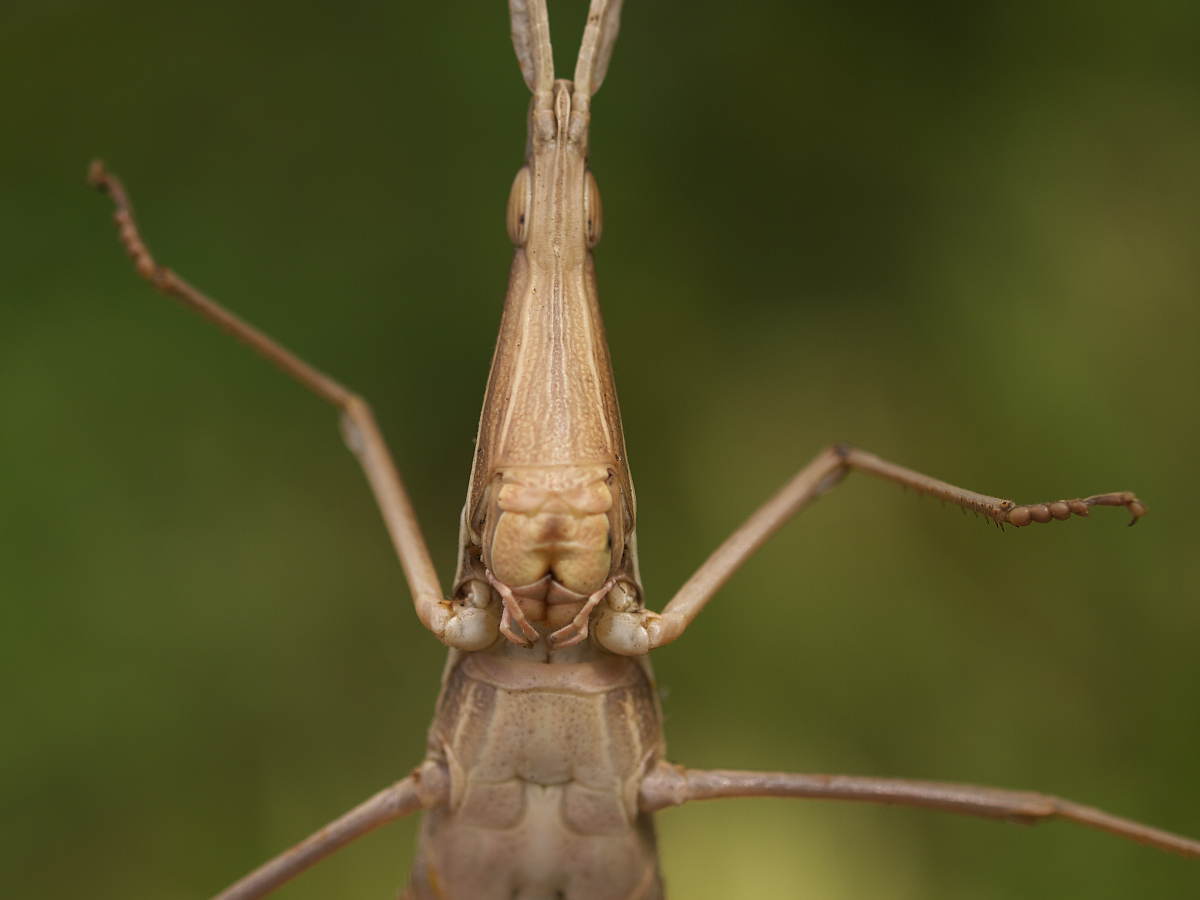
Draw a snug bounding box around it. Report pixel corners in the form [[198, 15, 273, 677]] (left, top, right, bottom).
[[2, 1, 1199, 897]]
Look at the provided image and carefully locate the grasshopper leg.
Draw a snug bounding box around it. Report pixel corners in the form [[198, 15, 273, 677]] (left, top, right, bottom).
[[639, 764, 1200, 861], [596, 444, 1145, 654], [89, 162, 498, 650], [208, 770, 446, 900]]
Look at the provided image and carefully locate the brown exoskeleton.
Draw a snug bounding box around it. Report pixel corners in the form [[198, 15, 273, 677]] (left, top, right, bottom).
[[87, 1, 1198, 898]]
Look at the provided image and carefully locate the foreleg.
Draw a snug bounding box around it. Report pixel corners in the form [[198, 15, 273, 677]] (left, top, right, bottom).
[[89, 162, 498, 649], [596, 444, 1144, 654]]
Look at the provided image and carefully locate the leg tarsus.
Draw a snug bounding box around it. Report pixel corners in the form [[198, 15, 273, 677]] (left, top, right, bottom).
[[842, 447, 1146, 527]]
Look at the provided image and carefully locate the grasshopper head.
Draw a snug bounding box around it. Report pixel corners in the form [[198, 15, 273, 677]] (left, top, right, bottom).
[[449, 2, 636, 650]]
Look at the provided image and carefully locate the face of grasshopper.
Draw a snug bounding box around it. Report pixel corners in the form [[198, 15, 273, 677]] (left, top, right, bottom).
[[453, 6, 638, 650]]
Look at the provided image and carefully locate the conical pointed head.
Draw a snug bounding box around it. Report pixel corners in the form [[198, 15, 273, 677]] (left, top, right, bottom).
[[454, 2, 638, 616]]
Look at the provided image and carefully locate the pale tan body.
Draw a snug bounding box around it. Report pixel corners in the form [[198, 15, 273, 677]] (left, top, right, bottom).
[[409, 644, 663, 900], [88, 0, 1197, 898]]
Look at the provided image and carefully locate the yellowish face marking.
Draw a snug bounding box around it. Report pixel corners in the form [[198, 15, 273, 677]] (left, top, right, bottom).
[[485, 464, 615, 596]]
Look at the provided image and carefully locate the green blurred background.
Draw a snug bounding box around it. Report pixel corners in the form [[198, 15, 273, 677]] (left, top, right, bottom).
[[2, 1, 1199, 897]]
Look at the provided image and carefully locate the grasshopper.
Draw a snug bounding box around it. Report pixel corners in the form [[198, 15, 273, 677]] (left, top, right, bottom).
[[85, 1, 1199, 898]]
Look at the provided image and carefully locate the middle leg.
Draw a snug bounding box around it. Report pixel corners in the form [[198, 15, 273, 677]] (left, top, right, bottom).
[[638, 763, 1200, 861]]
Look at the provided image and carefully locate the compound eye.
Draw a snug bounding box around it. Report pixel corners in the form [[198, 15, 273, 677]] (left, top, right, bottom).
[[506, 165, 532, 246], [584, 169, 603, 248]]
